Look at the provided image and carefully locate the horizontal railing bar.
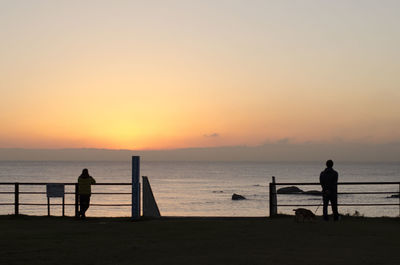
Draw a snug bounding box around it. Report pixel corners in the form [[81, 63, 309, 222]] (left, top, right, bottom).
[[338, 192, 398, 195], [6, 191, 395, 196], [9, 192, 132, 195], [20, 203, 76, 206], [0, 203, 14, 205], [93, 183, 131, 185], [276, 204, 322, 207], [19, 192, 47, 194], [18, 203, 132, 206], [273, 182, 400, 185], [278, 191, 398, 195], [2, 192, 72, 194], [0, 182, 131, 185], [91, 204, 132, 206], [0, 183, 76, 185], [92, 192, 131, 195], [278, 203, 400, 207], [337, 203, 400, 206]]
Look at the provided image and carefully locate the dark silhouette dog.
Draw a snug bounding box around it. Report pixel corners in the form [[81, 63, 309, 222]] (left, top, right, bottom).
[[293, 208, 316, 222]]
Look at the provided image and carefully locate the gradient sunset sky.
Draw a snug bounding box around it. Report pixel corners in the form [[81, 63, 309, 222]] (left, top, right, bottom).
[[1, 0, 399, 150]]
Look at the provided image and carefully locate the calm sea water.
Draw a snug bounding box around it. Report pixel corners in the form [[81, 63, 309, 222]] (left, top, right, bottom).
[[0, 161, 399, 217]]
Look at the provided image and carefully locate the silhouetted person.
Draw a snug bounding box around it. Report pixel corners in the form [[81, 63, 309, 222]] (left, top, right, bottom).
[[320, 160, 339, 221], [78, 168, 96, 219]]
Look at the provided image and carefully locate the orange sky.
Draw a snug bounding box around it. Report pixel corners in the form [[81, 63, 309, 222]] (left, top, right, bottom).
[[1, 1, 399, 150]]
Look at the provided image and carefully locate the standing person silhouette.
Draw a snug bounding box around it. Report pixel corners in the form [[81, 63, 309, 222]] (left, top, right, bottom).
[[320, 160, 339, 221], [78, 168, 96, 219]]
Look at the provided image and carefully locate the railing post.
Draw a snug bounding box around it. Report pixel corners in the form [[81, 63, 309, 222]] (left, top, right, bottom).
[[269, 176, 277, 217], [14, 183, 19, 215], [75, 183, 79, 217], [47, 197, 50, 216], [62, 196, 65, 217], [132, 156, 140, 220]]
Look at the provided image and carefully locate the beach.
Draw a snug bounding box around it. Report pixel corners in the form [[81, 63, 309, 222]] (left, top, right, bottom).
[[1, 215, 399, 265]]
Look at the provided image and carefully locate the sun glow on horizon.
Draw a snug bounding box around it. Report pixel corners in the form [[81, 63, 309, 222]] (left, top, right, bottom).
[[1, 1, 399, 151]]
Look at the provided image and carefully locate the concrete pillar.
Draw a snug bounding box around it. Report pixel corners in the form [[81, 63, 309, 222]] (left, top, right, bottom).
[[132, 156, 141, 219]]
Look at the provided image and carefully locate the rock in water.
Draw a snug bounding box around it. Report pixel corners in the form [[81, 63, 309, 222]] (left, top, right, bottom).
[[302, 190, 323, 196], [277, 186, 303, 194], [232, 193, 246, 200]]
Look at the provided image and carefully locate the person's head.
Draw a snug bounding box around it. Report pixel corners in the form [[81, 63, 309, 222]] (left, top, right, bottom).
[[326, 160, 334, 168], [81, 168, 89, 176]]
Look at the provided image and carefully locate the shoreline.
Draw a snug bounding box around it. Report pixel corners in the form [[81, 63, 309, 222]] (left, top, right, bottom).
[[2, 213, 399, 220]]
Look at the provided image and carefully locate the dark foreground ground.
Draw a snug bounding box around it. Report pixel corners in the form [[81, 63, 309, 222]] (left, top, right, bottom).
[[0, 215, 399, 265]]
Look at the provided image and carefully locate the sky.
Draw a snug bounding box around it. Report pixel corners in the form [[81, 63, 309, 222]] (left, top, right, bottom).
[[1, 0, 399, 154]]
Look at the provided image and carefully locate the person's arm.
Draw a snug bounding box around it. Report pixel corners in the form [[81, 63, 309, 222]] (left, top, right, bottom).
[[320, 172, 325, 190], [91, 177, 96, 184]]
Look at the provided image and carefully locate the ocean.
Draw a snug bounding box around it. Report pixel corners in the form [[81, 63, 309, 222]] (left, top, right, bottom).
[[0, 161, 399, 217]]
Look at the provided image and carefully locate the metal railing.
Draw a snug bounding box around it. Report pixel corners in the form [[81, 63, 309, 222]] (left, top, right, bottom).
[[269, 177, 400, 216], [0, 182, 132, 217]]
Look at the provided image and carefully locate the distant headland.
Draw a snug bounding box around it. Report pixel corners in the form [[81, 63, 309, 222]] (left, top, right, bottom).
[[0, 141, 399, 162]]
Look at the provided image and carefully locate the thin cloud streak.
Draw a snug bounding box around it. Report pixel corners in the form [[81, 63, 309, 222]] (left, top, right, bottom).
[[203, 133, 220, 138]]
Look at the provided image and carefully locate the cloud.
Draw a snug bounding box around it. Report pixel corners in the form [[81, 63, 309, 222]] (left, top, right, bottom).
[[203, 133, 220, 138], [277, 138, 290, 144]]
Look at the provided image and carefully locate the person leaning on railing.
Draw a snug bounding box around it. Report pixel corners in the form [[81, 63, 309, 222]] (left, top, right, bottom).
[[78, 168, 96, 219]]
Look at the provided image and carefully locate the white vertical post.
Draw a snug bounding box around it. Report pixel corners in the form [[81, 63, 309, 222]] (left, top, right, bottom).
[[132, 156, 140, 219]]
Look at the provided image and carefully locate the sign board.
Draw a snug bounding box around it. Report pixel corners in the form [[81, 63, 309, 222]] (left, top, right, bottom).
[[46, 184, 65, 198]]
